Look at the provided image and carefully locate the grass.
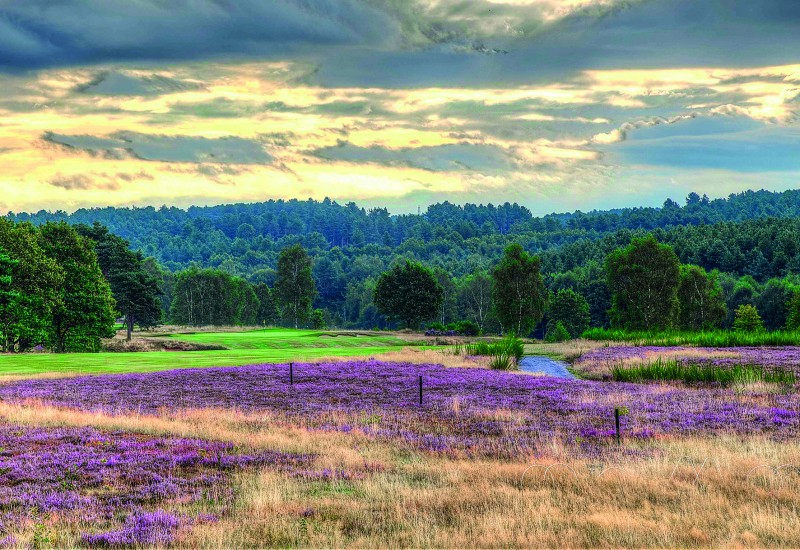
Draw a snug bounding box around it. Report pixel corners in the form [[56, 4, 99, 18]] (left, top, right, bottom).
[[611, 358, 797, 386], [3, 399, 800, 548], [584, 327, 800, 347], [0, 329, 417, 378], [453, 334, 525, 370]]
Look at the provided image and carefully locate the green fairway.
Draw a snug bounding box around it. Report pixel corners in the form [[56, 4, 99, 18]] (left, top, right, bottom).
[[0, 329, 414, 378], [160, 329, 407, 350]]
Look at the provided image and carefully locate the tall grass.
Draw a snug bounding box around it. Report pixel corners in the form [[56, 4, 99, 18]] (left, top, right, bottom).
[[454, 334, 524, 370], [611, 358, 796, 386], [583, 328, 800, 347]]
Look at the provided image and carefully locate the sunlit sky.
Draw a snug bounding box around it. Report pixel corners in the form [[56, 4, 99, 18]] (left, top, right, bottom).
[[1, 0, 799, 215]]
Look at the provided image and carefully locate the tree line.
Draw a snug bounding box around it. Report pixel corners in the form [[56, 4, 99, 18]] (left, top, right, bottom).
[[5, 189, 800, 349]]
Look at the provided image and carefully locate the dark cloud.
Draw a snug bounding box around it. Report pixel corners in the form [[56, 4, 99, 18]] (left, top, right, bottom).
[[314, 141, 515, 172], [48, 174, 119, 190], [44, 131, 273, 165], [77, 71, 204, 96], [317, 0, 800, 87], [0, 0, 399, 71]]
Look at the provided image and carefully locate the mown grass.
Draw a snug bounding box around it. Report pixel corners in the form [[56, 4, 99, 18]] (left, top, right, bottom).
[[611, 358, 797, 386], [0, 329, 416, 378], [161, 329, 407, 350], [584, 328, 800, 347]]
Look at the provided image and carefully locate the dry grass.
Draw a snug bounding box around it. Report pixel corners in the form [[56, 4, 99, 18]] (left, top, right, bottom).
[[314, 348, 491, 369], [524, 339, 612, 362], [2, 400, 800, 548]]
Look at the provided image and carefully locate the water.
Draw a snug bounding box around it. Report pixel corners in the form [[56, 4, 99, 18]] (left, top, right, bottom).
[[518, 356, 575, 379]]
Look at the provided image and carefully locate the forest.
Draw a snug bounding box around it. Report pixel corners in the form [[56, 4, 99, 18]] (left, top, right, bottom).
[[3, 188, 800, 346]]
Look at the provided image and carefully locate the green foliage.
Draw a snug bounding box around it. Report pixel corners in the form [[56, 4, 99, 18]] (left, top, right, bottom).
[[310, 309, 326, 330], [254, 283, 278, 326], [606, 235, 681, 331], [548, 289, 590, 338], [583, 327, 800, 347], [611, 359, 795, 386], [545, 320, 571, 343], [786, 289, 800, 330], [76, 223, 163, 340], [0, 248, 19, 314], [754, 278, 794, 331], [451, 320, 480, 336], [38, 222, 116, 352], [170, 267, 260, 326], [373, 260, 443, 329], [733, 304, 764, 333], [274, 244, 317, 329], [492, 243, 546, 336], [456, 333, 524, 367], [0, 220, 63, 352], [677, 265, 726, 331], [456, 271, 493, 333]]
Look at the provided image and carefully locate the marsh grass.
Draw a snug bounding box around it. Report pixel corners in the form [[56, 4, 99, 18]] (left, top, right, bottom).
[[611, 358, 796, 386], [585, 328, 800, 347]]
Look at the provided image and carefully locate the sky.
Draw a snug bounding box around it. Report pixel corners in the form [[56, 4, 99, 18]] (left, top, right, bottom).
[[0, 0, 799, 215]]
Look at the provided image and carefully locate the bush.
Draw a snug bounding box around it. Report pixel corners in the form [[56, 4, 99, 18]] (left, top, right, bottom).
[[450, 320, 480, 336], [545, 320, 571, 343], [733, 304, 764, 333]]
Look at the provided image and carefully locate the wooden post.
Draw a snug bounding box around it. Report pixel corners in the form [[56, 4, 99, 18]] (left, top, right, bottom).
[[290, 362, 294, 386], [614, 407, 621, 444], [419, 375, 423, 405]]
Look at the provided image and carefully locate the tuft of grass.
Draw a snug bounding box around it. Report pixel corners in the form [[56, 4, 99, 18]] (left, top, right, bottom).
[[454, 334, 524, 370], [610, 358, 796, 386], [583, 328, 800, 347]]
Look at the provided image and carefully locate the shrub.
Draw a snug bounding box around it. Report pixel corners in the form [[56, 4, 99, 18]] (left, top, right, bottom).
[[545, 320, 571, 343], [733, 304, 764, 333], [451, 320, 480, 336]]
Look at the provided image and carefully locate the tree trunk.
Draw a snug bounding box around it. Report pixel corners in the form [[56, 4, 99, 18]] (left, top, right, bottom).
[[126, 315, 134, 341]]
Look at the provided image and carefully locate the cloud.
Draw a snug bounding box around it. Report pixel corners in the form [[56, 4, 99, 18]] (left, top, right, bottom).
[[313, 141, 516, 172], [48, 174, 119, 191], [592, 114, 699, 144], [0, 0, 400, 71], [76, 71, 204, 96], [44, 131, 273, 165]]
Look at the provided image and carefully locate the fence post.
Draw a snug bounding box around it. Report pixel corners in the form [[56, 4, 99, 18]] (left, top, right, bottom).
[[614, 407, 621, 444], [419, 375, 423, 405], [290, 362, 294, 386]]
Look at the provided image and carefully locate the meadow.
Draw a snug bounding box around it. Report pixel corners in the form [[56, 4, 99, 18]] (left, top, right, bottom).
[[0, 329, 419, 378], [1, 330, 800, 547]]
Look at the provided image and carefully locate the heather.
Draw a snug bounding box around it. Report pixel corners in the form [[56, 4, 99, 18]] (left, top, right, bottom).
[[2, 361, 798, 459], [576, 345, 800, 378], [0, 424, 310, 546]]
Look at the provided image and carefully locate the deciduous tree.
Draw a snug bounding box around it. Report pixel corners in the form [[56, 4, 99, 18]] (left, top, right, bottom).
[[606, 235, 680, 331], [492, 243, 546, 336], [373, 260, 443, 329], [274, 244, 317, 328], [677, 265, 726, 330]]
